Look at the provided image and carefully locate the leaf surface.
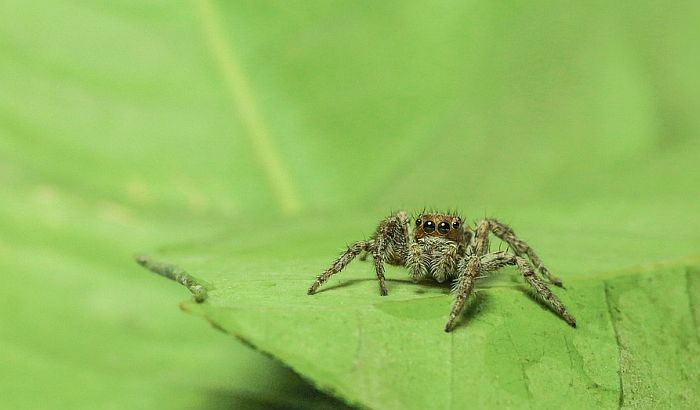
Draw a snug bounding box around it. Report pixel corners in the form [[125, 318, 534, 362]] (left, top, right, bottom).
[[145, 205, 700, 409]]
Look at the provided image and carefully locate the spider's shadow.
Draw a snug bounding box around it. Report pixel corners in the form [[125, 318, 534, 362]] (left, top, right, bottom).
[[314, 278, 375, 294], [315, 277, 453, 295], [316, 265, 504, 296], [452, 291, 490, 330], [517, 283, 573, 324], [314, 270, 568, 329], [452, 284, 570, 331], [316, 278, 491, 329]]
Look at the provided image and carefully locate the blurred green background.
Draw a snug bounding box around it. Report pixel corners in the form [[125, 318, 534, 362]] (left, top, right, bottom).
[[1, 1, 699, 409]]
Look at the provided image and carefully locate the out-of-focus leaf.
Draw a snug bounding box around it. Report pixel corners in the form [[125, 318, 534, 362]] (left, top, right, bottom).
[[0, 163, 347, 409]]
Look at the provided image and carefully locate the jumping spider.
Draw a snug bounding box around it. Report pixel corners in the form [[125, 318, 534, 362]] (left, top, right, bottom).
[[307, 211, 576, 332]]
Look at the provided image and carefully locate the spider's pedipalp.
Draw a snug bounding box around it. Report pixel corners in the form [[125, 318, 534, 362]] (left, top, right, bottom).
[[406, 242, 428, 282]]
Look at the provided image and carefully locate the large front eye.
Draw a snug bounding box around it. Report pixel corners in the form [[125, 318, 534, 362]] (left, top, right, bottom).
[[423, 220, 435, 233], [438, 221, 450, 234]]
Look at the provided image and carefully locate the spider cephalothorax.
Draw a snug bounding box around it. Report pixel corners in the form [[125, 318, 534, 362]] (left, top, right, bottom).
[[307, 210, 576, 332]]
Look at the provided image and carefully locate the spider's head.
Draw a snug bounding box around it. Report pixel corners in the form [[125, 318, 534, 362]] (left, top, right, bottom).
[[414, 213, 464, 242]]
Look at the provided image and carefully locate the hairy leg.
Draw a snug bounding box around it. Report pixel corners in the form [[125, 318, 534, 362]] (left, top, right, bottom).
[[444, 251, 576, 331], [307, 240, 370, 294], [445, 248, 519, 332], [445, 255, 481, 332], [446, 222, 510, 331], [514, 256, 576, 327], [371, 211, 410, 295], [469, 220, 492, 256], [476, 219, 563, 286], [308, 211, 410, 296]]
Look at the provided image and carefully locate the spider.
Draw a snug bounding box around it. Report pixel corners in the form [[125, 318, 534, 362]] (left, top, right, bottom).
[[307, 211, 576, 332]]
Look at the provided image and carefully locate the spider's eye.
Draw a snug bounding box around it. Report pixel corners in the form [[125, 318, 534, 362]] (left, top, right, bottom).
[[423, 220, 435, 233], [452, 220, 460, 229], [438, 221, 450, 234], [415, 218, 421, 227]]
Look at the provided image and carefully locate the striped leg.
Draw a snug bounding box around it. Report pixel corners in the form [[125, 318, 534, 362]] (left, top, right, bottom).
[[515, 256, 576, 327], [307, 240, 369, 294], [371, 212, 410, 295], [308, 211, 410, 296], [445, 251, 575, 331], [445, 255, 481, 332]]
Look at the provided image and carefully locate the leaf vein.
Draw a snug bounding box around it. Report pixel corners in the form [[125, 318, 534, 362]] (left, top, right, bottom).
[[686, 267, 700, 345], [193, 0, 302, 215], [603, 281, 625, 410], [505, 328, 533, 401]]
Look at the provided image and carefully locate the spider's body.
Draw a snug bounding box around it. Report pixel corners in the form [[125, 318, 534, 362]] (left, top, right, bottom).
[[308, 211, 577, 332], [406, 212, 468, 284]]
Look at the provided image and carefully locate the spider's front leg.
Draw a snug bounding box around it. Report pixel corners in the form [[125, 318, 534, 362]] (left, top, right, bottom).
[[443, 219, 493, 330], [444, 251, 577, 331], [444, 255, 481, 332], [370, 211, 411, 295], [307, 211, 410, 296]]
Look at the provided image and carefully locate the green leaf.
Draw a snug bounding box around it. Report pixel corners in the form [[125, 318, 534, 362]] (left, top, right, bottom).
[[142, 209, 700, 409]]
